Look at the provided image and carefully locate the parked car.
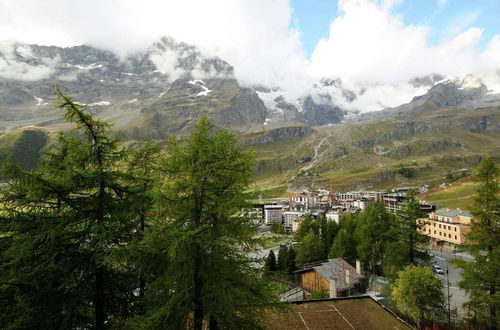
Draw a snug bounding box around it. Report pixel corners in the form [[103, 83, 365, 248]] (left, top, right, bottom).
[[431, 264, 444, 275]]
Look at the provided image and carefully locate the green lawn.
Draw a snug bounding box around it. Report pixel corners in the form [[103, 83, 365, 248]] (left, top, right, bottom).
[[259, 235, 293, 249], [419, 181, 478, 210]]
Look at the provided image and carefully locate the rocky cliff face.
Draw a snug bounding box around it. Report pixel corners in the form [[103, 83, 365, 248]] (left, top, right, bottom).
[[0, 37, 267, 137], [239, 126, 315, 146]]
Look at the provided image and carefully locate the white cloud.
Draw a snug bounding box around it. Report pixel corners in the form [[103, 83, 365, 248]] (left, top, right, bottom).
[[308, 0, 500, 111], [0, 0, 310, 94], [0, 0, 499, 112], [0, 41, 57, 81]]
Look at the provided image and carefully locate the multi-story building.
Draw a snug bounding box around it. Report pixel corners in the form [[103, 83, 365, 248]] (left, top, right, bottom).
[[264, 204, 284, 225], [325, 210, 342, 224], [283, 211, 305, 230], [290, 194, 318, 210], [417, 208, 473, 251]]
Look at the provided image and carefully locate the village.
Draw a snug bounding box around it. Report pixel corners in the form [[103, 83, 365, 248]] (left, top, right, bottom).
[[252, 186, 475, 322]]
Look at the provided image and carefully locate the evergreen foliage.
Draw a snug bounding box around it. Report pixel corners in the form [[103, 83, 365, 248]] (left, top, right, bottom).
[[0, 86, 136, 329], [354, 203, 394, 274], [277, 245, 289, 271], [137, 116, 279, 329], [0, 89, 281, 330], [296, 230, 323, 266], [265, 250, 277, 273], [453, 158, 499, 328], [328, 214, 358, 264], [397, 189, 429, 265]]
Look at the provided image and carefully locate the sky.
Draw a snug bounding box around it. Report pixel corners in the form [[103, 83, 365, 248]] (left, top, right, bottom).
[[1, 0, 500, 112]]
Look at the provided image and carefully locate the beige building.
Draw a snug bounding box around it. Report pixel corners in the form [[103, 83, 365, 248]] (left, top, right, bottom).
[[418, 208, 473, 251], [283, 211, 305, 230]]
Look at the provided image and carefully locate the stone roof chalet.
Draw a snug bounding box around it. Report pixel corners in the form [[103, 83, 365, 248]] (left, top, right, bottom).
[[295, 258, 364, 291]]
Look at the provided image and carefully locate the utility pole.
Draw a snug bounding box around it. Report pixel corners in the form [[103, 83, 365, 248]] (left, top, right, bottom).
[[447, 265, 451, 329]]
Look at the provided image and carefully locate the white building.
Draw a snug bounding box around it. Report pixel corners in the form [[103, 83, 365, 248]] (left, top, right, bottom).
[[283, 211, 305, 229], [264, 205, 284, 225], [353, 199, 369, 210], [325, 210, 342, 224]]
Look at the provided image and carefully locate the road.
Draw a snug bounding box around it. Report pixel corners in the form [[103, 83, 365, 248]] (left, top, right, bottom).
[[431, 249, 472, 316]]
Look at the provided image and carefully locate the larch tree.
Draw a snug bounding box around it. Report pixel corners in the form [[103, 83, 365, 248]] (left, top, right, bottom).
[[0, 86, 136, 329], [397, 189, 429, 265], [138, 116, 280, 329], [296, 230, 323, 267], [329, 213, 358, 264], [355, 203, 393, 274], [453, 158, 499, 329]]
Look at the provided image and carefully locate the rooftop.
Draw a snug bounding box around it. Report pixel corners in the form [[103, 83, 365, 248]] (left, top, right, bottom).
[[266, 296, 410, 329], [294, 258, 364, 291], [434, 208, 473, 218]]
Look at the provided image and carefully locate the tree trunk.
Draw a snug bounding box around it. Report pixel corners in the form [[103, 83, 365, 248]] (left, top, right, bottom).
[[209, 316, 218, 330], [95, 266, 105, 330], [193, 245, 204, 330], [409, 233, 414, 264]]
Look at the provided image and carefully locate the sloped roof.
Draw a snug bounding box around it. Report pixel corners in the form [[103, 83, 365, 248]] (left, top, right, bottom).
[[266, 296, 410, 329], [295, 258, 364, 291], [435, 208, 473, 218]]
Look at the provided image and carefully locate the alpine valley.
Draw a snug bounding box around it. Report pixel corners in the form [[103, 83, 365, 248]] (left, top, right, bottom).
[[1, 37, 499, 194]]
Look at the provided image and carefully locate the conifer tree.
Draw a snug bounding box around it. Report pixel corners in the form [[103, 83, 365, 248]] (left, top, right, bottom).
[[122, 142, 162, 310], [296, 230, 323, 266], [355, 203, 394, 273], [0, 86, 135, 329], [286, 247, 297, 274], [139, 116, 279, 329], [398, 189, 429, 264], [329, 213, 358, 264], [454, 158, 499, 328], [277, 245, 289, 271], [265, 250, 277, 273]]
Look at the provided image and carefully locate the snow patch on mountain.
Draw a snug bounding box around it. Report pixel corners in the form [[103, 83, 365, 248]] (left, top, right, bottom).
[[188, 80, 211, 96], [66, 63, 103, 70], [88, 101, 111, 106], [256, 90, 284, 114], [33, 96, 43, 106]]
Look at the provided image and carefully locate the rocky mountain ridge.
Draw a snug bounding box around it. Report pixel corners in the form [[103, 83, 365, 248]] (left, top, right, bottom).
[[0, 38, 349, 138]]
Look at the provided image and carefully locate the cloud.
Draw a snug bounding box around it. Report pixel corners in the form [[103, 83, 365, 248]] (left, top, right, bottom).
[[0, 41, 58, 81], [0, 0, 499, 112], [0, 0, 310, 95], [308, 0, 500, 111]]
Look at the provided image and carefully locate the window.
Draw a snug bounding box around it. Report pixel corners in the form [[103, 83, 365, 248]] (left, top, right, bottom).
[[449, 234, 451, 238], [439, 224, 441, 228], [455, 235, 457, 240], [434, 230, 436, 234], [455, 227, 457, 231], [448, 225, 451, 230], [439, 232, 442, 236]]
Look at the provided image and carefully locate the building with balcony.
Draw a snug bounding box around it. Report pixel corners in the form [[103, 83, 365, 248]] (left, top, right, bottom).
[[417, 208, 473, 251], [264, 204, 284, 225]]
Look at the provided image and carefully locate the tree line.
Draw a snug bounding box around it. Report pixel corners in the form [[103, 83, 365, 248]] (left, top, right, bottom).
[[265, 160, 498, 329], [0, 87, 280, 330]]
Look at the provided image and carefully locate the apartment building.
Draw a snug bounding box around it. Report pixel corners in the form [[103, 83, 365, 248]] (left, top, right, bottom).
[[283, 211, 305, 231], [418, 208, 473, 251], [264, 205, 284, 225]]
